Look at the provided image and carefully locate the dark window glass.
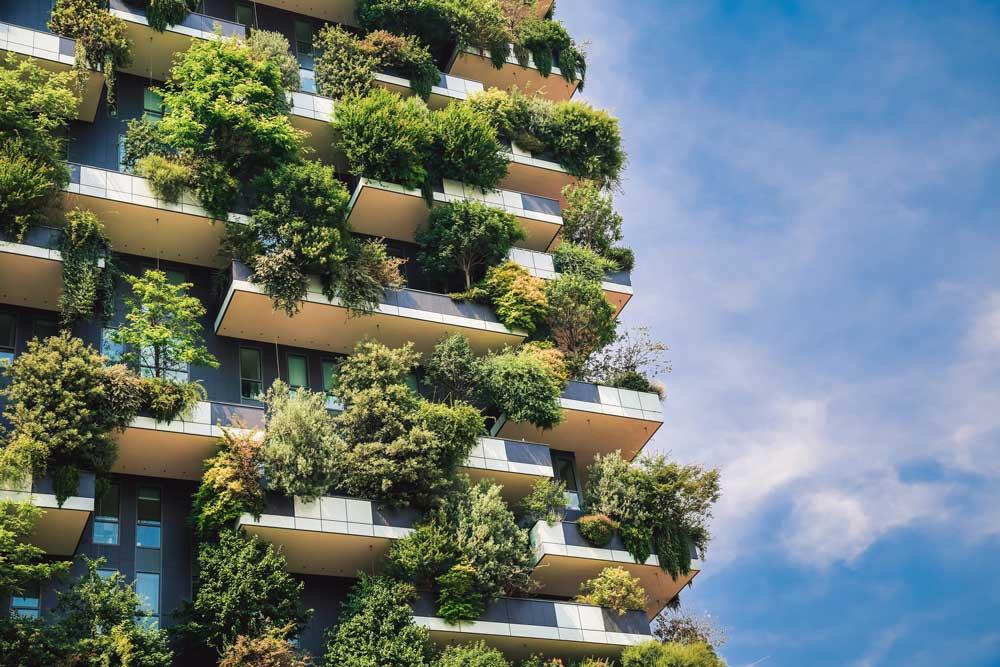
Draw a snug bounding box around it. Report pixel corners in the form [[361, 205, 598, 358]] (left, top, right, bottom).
[[234, 1, 253, 27], [288, 354, 307, 390], [322, 358, 342, 410], [0, 313, 16, 366], [551, 452, 579, 493], [32, 319, 58, 341], [240, 347, 262, 401], [135, 572, 159, 625], [136, 487, 161, 549], [294, 19, 314, 68], [11, 583, 40, 618], [143, 88, 163, 124], [93, 484, 120, 545]]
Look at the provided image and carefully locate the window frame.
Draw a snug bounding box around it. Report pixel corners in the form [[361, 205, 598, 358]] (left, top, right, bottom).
[[10, 583, 40, 618], [135, 485, 162, 549], [239, 345, 264, 402], [287, 352, 308, 391], [93, 482, 121, 546], [0, 312, 16, 367]]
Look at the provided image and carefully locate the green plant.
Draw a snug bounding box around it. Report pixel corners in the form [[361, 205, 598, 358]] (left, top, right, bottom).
[[560, 181, 625, 256], [387, 520, 460, 586], [515, 17, 585, 83], [49, 0, 133, 107], [59, 208, 115, 326], [0, 615, 66, 666], [0, 333, 121, 504], [323, 574, 434, 667], [356, 0, 510, 58], [176, 530, 311, 655], [584, 452, 645, 524], [101, 363, 151, 428], [548, 102, 625, 188], [335, 238, 407, 316], [436, 641, 510, 667], [0, 501, 71, 597], [134, 154, 193, 203], [519, 478, 567, 525], [248, 29, 301, 90], [577, 513, 618, 548], [652, 610, 727, 649], [144, 375, 205, 421], [418, 201, 525, 290], [261, 381, 343, 501], [121, 117, 173, 172], [479, 345, 565, 428], [519, 657, 563, 667], [145, 0, 197, 32], [582, 327, 670, 398], [456, 261, 548, 333], [552, 242, 617, 282], [603, 246, 635, 272], [436, 563, 483, 624], [333, 88, 433, 189], [249, 250, 309, 317], [220, 625, 312, 667], [0, 140, 66, 242], [620, 641, 726, 667], [468, 87, 552, 153], [190, 429, 265, 538], [620, 524, 653, 566], [430, 101, 509, 190], [313, 25, 379, 100], [544, 273, 617, 375], [365, 30, 440, 99], [113, 269, 218, 377], [424, 333, 482, 404], [575, 566, 646, 615]]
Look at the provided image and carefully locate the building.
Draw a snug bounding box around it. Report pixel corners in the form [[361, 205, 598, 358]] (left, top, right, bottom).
[[0, 0, 700, 663]]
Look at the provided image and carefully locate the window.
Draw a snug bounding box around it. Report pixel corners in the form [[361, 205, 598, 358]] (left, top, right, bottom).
[[118, 134, 128, 172], [136, 487, 161, 549], [138, 268, 189, 381], [234, 1, 253, 27], [32, 319, 58, 341], [0, 313, 15, 367], [93, 484, 120, 546], [97, 568, 117, 580], [134, 572, 160, 627], [240, 347, 263, 401], [101, 328, 125, 363], [322, 358, 342, 410], [294, 19, 314, 68], [287, 354, 307, 391], [143, 87, 163, 124], [11, 584, 40, 618], [551, 451, 580, 508]]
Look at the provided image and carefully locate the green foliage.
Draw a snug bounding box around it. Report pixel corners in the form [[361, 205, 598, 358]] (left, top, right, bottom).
[[435, 641, 510, 667], [610, 370, 661, 397], [146, 0, 197, 32], [366, 30, 440, 99], [220, 625, 312, 667], [515, 17, 585, 83], [314, 26, 379, 100], [49, 0, 132, 108], [518, 657, 562, 667], [0, 615, 66, 666], [190, 430, 265, 538], [121, 117, 173, 172], [424, 333, 481, 403], [430, 102, 508, 190], [552, 242, 617, 282], [0, 501, 71, 597], [113, 269, 218, 377], [560, 181, 625, 256], [581, 327, 670, 399], [249, 250, 309, 317], [144, 375, 205, 421], [261, 381, 343, 501], [323, 574, 434, 667], [584, 452, 645, 524], [436, 563, 483, 624], [577, 513, 618, 548], [134, 155, 193, 203], [458, 261, 548, 333], [0, 139, 65, 242], [248, 29, 301, 90], [575, 566, 646, 615], [467, 87, 550, 153], [356, 0, 510, 57], [0, 333, 120, 504], [620, 641, 726, 667], [519, 478, 567, 526], [59, 208, 115, 326], [479, 345, 565, 428], [418, 201, 525, 290], [544, 273, 617, 376], [333, 88, 433, 189], [335, 237, 407, 316], [603, 246, 635, 272], [652, 609, 727, 650], [387, 520, 459, 586], [176, 530, 310, 655]]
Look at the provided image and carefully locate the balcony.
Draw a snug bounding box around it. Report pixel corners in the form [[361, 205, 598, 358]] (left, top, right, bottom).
[[509, 248, 633, 316], [109, 0, 246, 81], [238, 493, 416, 576], [347, 178, 563, 253], [412, 593, 650, 660], [530, 520, 702, 618], [492, 381, 663, 470], [447, 44, 581, 103], [0, 473, 96, 556], [215, 261, 526, 357], [461, 437, 554, 504], [0, 226, 65, 311], [62, 163, 245, 268], [0, 21, 105, 121], [113, 400, 264, 481], [251, 0, 358, 26], [500, 140, 576, 203]]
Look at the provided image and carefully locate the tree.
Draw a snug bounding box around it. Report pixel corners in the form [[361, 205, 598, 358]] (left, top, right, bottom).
[[575, 567, 647, 615], [248, 30, 301, 91], [543, 273, 617, 375], [176, 530, 311, 655], [652, 609, 727, 650], [518, 478, 568, 526], [417, 201, 525, 290], [0, 501, 71, 597], [113, 269, 218, 379], [560, 181, 624, 256], [620, 641, 726, 667], [424, 333, 482, 404], [323, 574, 434, 667], [435, 641, 510, 667], [582, 326, 671, 398], [430, 102, 509, 191], [219, 626, 312, 667], [479, 346, 565, 429], [190, 429, 265, 539]]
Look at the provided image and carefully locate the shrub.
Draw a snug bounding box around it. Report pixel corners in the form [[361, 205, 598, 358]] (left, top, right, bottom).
[[479, 346, 564, 429], [134, 154, 193, 203], [518, 657, 563, 667], [547, 102, 625, 187], [313, 25, 379, 100], [418, 201, 525, 290], [436, 641, 510, 667], [251, 249, 309, 317], [652, 609, 727, 649], [577, 513, 618, 548], [584, 452, 646, 524], [356, 0, 510, 58], [0, 501, 71, 596], [424, 333, 482, 404], [248, 29, 301, 90], [220, 626, 312, 667], [49, 0, 132, 107], [468, 87, 552, 153], [576, 567, 646, 615], [146, 0, 197, 32], [544, 273, 617, 375], [462, 261, 548, 333], [552, 242, 616, 281], [0, 615, 66, 665], [365, 30, 440, 99], [0, 140, 65, 242], [261, 381, 343, 501], [387, 520, 460, 586], [333, 88, 433, 189], [190, 430, 265, 538], [430, 102, 508, 190], [620, 524, 654, 566], [101, 363, 150, 428], [560, 182, 625, 256], [520, 341, 569, 386], [603, 246, 635, 272], [335, 238, 407, 316], [145, 375, 205, 421], [0, 333, 120, 504], [177, 530, 310, 655], [581, 327, 671, 397], [519, 478, 567, 526], [323, 575, 434, 667], [59, 208, 115, 326], [620, 641, 726, 667], [121, 117, 173, 172], [436, 563, 483, 624], [515, 17, 585, 83]]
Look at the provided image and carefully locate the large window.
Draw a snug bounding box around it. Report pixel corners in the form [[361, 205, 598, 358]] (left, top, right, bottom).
[[136, 487, 161, 549], [93, 483, 120, 546], [287, 353, 307, 391], [32, 319, 58, 341], [0, 313, 16, 367], [551, 451, 580, 509], [294, 19, 315, 69], [134, 572, 160, 627], [234, 0, 253, 27], [240, 346, 263, 401], [143, 87, 163, 124], [322, 358, 343, 410], [10, 585, 40, 618]]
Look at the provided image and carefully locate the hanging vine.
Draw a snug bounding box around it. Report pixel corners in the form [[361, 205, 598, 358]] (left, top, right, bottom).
[[58, 208, 116, 326]]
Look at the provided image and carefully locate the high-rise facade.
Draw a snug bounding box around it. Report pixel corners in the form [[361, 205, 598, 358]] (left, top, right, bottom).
[[0, 1, 704, 664]]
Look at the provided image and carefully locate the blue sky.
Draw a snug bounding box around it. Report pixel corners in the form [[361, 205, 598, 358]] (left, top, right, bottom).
[[562, 2, 1000, 665]]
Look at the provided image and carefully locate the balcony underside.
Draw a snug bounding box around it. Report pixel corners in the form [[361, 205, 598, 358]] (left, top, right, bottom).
[[463, 467, 550, 505], [241, 523, 394, 577], [501, 160, 576, 204], [113, 425, 218, 481], [448, 50, 580, 103], [116, 17, 197, 82], [253, 0, 357, 26], [0, 489, 93, 556], [0, 243, 63, 311]]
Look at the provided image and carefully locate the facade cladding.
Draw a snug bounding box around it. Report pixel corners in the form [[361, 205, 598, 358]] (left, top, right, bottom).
[[0, 1, 691, 664]]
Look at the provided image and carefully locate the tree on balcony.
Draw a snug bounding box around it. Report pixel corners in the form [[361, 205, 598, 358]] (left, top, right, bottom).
[[0, 501, 71, 598], [48, 0, 132, 107]]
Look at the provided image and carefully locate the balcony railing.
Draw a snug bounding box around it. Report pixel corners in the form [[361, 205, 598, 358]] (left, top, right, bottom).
[[447, 43, 581, 103], [109, 0, 246, 39], [508, 247, 634, 315]]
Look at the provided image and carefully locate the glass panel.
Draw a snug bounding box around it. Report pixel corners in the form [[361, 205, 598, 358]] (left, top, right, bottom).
[[97, 568, 117, 580], [93, 519, 119, 545], [118, 134, 128, 171], [288, 355, 307, 389], [294, 20, 313, 51], [234, 1, 253, 26], [96, 484, 120, 518], [520, 193, 562, 217], [32, 319, 58, 341], [11, 584, 40, 618], [404, 373, 420, 395], [552, 454, 579, 493], [240, 347, 262, 400], [102, 328, 125, 362], [134, 573, 159, 618], [321, 359, 338, 393], [136, 487, 161, 548], [143, 88, 163, 124], [0, 313, 16, 359]]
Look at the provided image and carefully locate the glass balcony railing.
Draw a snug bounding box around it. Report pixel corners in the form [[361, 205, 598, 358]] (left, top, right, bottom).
[[109, 0, 246, 38], [0, 20, 76, 64]]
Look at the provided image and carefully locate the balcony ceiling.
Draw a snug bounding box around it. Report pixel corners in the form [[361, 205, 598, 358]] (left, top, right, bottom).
[[0, 248, 62, 311], [242, 524, 393, 576]]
